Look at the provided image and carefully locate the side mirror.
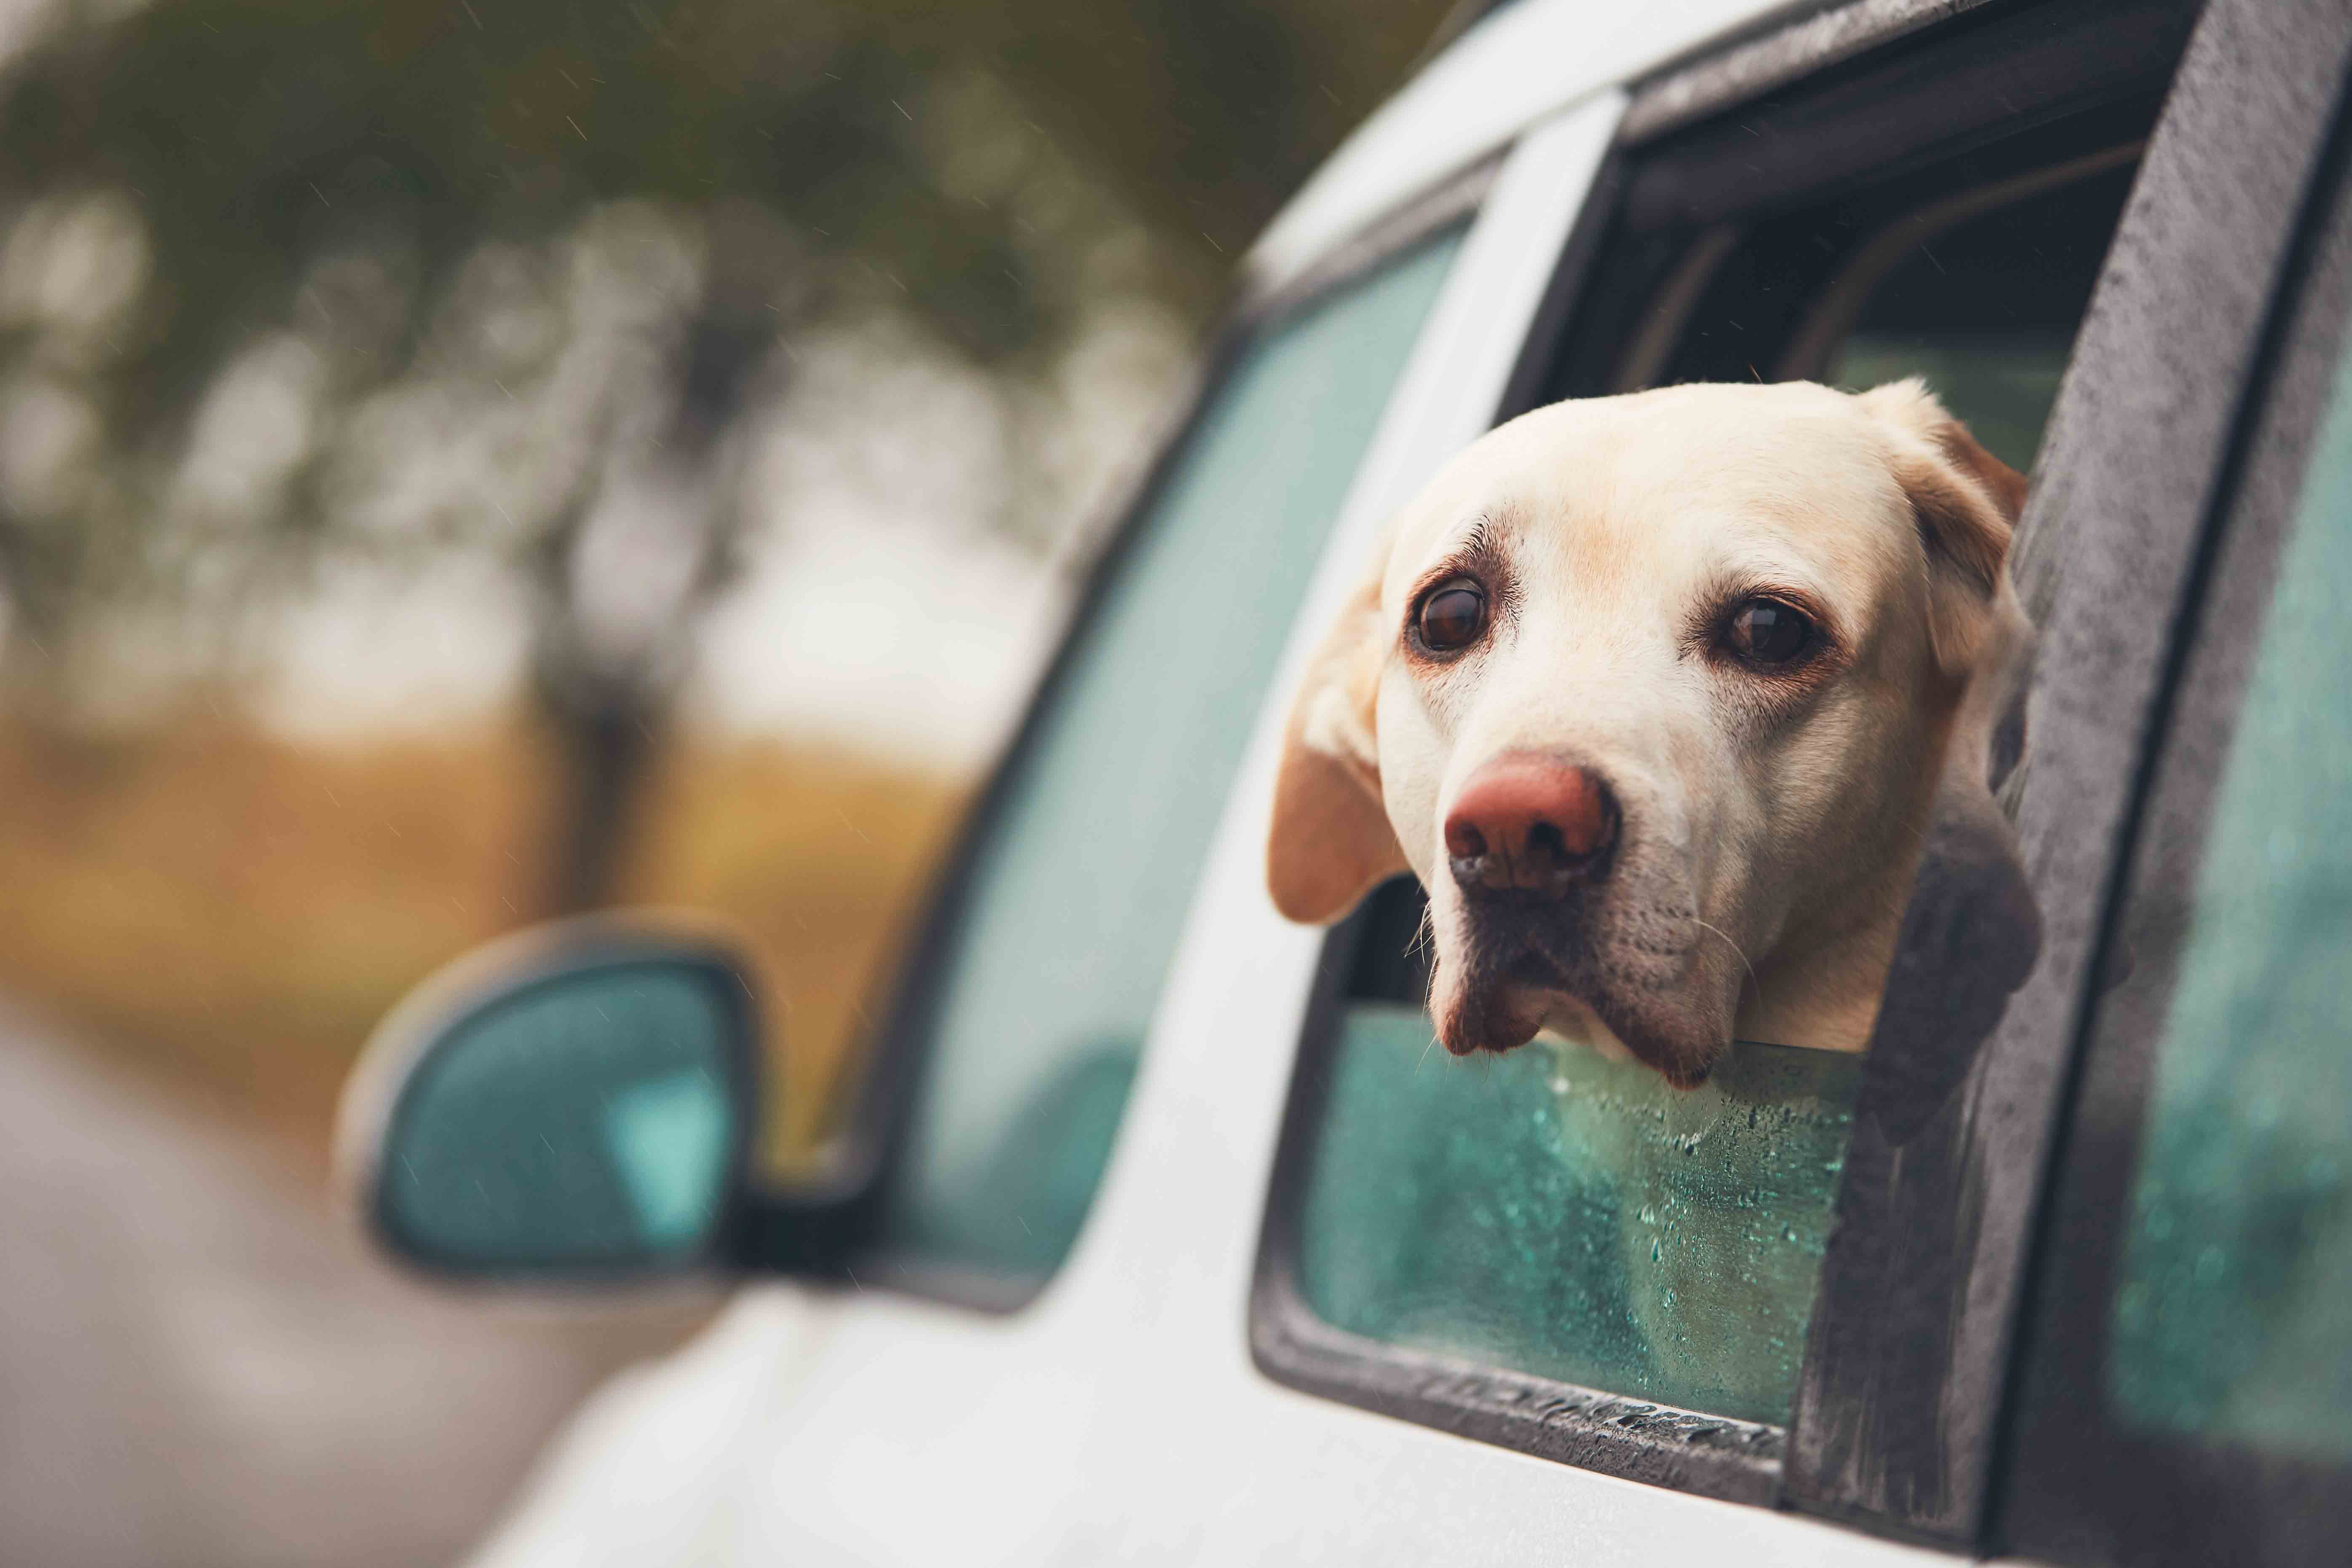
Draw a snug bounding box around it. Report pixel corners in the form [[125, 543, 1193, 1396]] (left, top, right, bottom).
[[336, 915, 763, 1280]]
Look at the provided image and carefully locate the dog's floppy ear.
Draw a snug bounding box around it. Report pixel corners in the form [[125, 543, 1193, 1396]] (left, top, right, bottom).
[[1859, 377, 2028, 679], [1853, 380, 2042, 1140], [1267, 565, 1408, 924], [1858, 593, 2042, 1143]]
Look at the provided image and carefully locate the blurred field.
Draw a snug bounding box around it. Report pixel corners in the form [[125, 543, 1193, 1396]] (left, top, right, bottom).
[[0, 706, 964, 1175]]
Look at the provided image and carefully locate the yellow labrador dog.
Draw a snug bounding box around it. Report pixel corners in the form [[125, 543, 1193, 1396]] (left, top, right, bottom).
[[1267, 378, 2029, 1087]]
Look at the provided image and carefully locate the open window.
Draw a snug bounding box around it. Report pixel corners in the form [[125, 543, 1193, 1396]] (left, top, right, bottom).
[[1252, 0, 2204, 1511]]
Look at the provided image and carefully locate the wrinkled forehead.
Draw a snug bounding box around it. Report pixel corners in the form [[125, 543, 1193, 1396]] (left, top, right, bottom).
[[1381, 388, 1915, 608]]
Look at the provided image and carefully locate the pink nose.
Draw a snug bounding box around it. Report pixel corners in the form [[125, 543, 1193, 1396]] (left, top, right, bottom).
[[1444, 754, 1620, 898]]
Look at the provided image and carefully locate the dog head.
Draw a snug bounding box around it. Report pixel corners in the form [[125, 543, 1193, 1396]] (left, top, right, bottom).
[[1267, 379, 2027, 1087]]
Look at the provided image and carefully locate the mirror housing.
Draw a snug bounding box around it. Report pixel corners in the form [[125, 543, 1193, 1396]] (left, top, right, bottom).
[[336, 914, 763, 1280]]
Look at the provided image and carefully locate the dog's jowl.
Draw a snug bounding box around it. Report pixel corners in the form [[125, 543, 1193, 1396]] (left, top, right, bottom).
[[1267, 379, 2029, 1088]]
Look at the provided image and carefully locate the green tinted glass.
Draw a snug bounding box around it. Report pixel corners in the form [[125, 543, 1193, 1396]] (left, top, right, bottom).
[[382, 960, 740, 1270], [874, 232, 1464, 1289], [1298, 1005, 1861, 1425], [2106, 332, 2352, 1463]]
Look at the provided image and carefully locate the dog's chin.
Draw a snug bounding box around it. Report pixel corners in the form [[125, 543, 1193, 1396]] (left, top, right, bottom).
[[1432, 949, 1731, 1090], [1431, 964, 1552, 1058]]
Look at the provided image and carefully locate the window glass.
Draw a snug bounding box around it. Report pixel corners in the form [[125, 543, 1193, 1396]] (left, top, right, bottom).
[[1300, 1003, 1860, 1424], [872, 232, 1464, 1291], [2104, 327, 2352, 1464]]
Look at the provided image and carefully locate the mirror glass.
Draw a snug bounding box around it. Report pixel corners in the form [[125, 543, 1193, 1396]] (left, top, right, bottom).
[[377, 957, 747, 1272]]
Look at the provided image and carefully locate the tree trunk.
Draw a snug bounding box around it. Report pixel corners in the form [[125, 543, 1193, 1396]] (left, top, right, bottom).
[[537, 680, 662, 918]]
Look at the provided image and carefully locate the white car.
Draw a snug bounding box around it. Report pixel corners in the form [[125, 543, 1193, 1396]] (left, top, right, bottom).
[[340, 0, 2352, 1563]]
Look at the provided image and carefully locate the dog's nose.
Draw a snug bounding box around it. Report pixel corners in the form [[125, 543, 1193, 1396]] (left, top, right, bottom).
[[1444, 754, 1620, 899]]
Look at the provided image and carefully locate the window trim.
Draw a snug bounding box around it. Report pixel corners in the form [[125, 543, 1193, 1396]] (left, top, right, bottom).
[[1992, 31, 2352, 1568], [1246, 0, 2224, 1532], [1619, 0, 2008, 146]]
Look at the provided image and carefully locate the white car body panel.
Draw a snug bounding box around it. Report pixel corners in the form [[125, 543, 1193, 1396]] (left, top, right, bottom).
[[473, 6, 1955, 1564], [1245, 0, 1793, 298]]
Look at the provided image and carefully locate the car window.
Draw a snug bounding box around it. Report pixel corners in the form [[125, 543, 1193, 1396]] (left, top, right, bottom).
[[1997, 91, 2352, 1563], [864, 229, 1465, 1299], [1299, 997, 1861, 1424], [2103, 323, 2352, 1465], [1261, 0, 2193, 1462], [1289, 868, 1866, 1427]]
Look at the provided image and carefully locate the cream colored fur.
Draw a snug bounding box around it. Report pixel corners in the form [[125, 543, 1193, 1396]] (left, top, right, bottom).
[[1267, 378, 2029, 1086]]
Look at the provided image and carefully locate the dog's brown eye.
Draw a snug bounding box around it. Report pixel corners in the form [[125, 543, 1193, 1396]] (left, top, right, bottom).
[[1725, 597, 1813, 666], [1417, 579, 1488, 652]]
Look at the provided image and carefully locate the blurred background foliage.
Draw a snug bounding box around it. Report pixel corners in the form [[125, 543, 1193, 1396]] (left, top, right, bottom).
[[0, 0, 1461, 1168]]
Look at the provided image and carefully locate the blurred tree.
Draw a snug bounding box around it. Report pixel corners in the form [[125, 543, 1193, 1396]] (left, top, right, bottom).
[[0, 0, 1462, 911]]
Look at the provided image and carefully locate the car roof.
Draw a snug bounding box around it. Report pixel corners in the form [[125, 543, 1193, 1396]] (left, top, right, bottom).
[[1243, 0, 1803, 300]]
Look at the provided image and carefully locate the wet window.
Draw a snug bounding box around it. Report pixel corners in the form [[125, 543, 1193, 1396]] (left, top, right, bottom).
[[868, 232, 1464, 1296], [1281, 875, 1862, 1426], [1299, 1000, 1859, 1424], [2103, 322, 2352, 1464], [1999, 97, 2352, 1563]]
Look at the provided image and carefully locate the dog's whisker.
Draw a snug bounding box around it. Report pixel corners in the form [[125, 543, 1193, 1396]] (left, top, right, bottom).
[[1689, 916, 1760, 1001], [1409, 902, 1437, 958], [1414, 904, 1441, 1019]]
